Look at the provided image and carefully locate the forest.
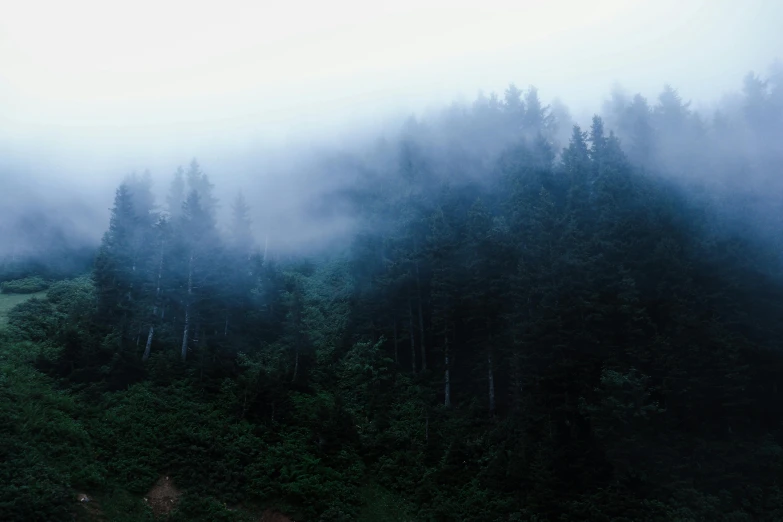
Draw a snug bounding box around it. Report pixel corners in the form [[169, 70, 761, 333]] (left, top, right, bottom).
[[2, 62, 783, 521]]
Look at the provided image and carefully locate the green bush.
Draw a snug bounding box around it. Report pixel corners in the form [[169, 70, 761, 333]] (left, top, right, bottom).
[[1, 276, 50, 294], [0, 343, 102, 520]]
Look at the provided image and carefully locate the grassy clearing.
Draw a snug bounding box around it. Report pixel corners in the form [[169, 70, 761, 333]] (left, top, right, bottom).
[[0, 291, 48, 327]]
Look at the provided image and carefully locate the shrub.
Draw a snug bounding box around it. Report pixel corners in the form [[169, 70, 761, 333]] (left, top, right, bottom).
[[1, 276, 50, 294]]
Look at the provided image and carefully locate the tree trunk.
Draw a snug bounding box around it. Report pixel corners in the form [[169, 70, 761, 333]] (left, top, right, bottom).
[[415, 260, 427, 371], [224, 312, 229, 337], [393, 315, 399, 364], [142, 326, 154, 361], [181, 307, 190, 361], [181, 254, 193, 361], [444, 331, 451, 408], [120, 312, 127, 347], [154, 249, 163, 313], [292, 342, 299, 383], [409, 298, 416, 373], [488, 319, 495, 414], [511, 349, 522, 412], [144, 243, 164, 362], [488, 350, 496, 413]]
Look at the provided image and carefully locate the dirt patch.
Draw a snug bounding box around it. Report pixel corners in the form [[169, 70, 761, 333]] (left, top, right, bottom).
[[259, 509, 294, 522], [143, 475, 182, 517], [75, 492, 106, 521]]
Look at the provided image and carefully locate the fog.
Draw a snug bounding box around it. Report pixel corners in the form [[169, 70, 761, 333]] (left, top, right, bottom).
[[1, 0, 782, 258]]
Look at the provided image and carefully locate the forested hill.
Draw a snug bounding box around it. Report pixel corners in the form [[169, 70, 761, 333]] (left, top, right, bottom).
[[2, 65, 783, 521]]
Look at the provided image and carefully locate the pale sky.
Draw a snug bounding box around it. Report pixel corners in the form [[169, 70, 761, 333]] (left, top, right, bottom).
[[1, 1, 780, 147], [0, 0, 781, 243]]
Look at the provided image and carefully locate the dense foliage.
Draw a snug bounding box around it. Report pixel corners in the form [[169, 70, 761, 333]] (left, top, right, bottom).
[[0, 276, 51, 294], [2, 63, 783, 520]]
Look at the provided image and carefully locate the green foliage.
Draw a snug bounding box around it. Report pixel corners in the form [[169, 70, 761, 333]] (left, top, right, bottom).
[[5, 66, 783, 520], [169, 494, 249, 522], [357, 484, 416, 522], [0, 290, 48, 328], [0, 340, 103, 520], [0, 276, 50, 294]]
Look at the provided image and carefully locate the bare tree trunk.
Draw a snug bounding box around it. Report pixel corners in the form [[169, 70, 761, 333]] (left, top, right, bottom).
[[444, 330, 451, 408], [488, 319, 495, 414], [153, 249, 163, 315], [488, 350, 496, 413], [120, 312, 127, 347], [143, 241, 165, 362], [393, 315, 398, 364], [409, 298, 416, 373], [181, 308, 190, 361], [415, 260, 426, 371], [292, 343, 299, 382], [142, 326, 154, 361], [224, 312, 229, 337], [292, 296, 301, 382], [181, 254, 193, 361], [511, 348, 522, 412], [129, 251, 137, 301]]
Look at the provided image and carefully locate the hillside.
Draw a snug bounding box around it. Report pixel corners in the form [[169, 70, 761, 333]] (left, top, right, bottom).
[[2, 68, 783, 521]]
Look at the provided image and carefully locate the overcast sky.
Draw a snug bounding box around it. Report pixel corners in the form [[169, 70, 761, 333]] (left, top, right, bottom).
[[0, 0, 781, 244]]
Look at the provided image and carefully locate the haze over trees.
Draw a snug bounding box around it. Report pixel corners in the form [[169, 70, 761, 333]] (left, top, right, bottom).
[[2, 62, 783, 520]]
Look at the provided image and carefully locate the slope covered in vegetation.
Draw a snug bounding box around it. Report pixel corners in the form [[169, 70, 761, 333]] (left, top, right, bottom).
[[2, 65, 783, 521]]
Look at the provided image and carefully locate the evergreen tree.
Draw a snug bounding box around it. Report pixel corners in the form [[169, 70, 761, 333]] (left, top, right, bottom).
[[175, 189, 220, 361], [93, 184, 141, 343], [166, 166, 186, 219]]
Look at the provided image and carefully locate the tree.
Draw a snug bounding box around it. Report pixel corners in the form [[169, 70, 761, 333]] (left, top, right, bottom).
[[229, 191, 254, 254], [142, 214, 170, 361], [185, 159, 218, 218], [523, 86, 552, 135], [93, 184, 140, 339], [464, 198, 511, 414], [589, 115, 608, 168], [623, 94, 654, 167], [175, 189, 220, 361], [428, 207, 460, 407], [502, 83, 525, 135], [166, 167, 186, 219]]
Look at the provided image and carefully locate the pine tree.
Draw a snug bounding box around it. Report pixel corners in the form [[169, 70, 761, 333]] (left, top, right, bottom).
[[523, 86, 551, 135], [166, 167, 186, 219], [175, 189, 220, 361], [428, 207, 460, 407], [221, 191, 255, 340], [502, 83, 525, 135], [464, 198, 511, 414], [94, 184, 141, 342], [623, 94, 654, 167], [185, 159, 218, 218], [229, 191, 254, 254], [142, 214, 170, 361]]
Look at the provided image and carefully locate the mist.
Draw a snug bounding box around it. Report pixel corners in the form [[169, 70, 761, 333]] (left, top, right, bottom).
[[1, 0, 782, 259], [7, 3, 783, 519]]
